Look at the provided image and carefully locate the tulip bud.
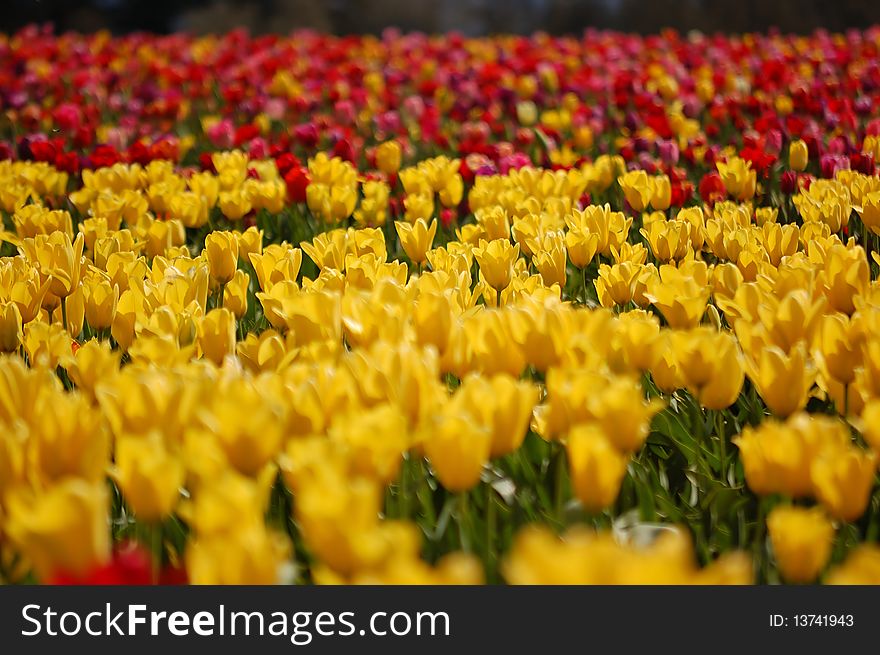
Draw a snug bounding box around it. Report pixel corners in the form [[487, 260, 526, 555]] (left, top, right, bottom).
[[4, 479, 110, 581], [473, 239, 520, 292], [0, 301, 22, 352], [767, 506, 833, 583], [223, 269, 250, 319], [566, 424, 629, 513], [204, 231, 240, 284], [376, 140, 402, 176], [395, 218, 437, 265], [114, 434, 184, 523], [789, 139, 809, 172], [423, 412, 492, 492], [619, 170, 654, 212], [197, 308, 236, 365], [83, 275, 119, 331], [811, 447, 876, 522], [651, 174, 672, 211]]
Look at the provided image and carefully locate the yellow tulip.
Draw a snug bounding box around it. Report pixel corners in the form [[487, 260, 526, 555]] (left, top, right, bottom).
[[566, 424, 629, 513], [236, 329, 287, 373], [641, 218, 692, 262], [651, 174, 672, 211], [196, 307, 236, 365], [454, 374, 540, 458], [812, 313, 862, 387], [20, 232, 85, 299], [218, 189, 252, 221], [473, 239, 520, 293], [733, 413, 849, 497], [82, 273, 118, 330], [114, 433, 184, 522], [674, 328, 745, 410], [825, 545, 880, 584], [423, 410, 492, 492], [63, 338, 120, 400], [5, 479, 110, 581], [789, 139, 809, 172], [619, 170, 653, 212], [564, 227, 599, 269], [7, 262, 51, 323], [376, 140, 402, 176], [204, 230, 239, 285], [532, 231, 567, 288], [0, 301, 22, 352], [223, 269, 250, 318], [745, 343, 815, 417], [811, 447, 876, 522], [236, 225, 264, 259], [594, 261, 640, 308], [329, 404, 409, 484], [395, 218, 437, 265], [767, 506, 833, 583], [644, 265, 710, 328], [23, 320, 71, 369], [249, 243, 303, 291], [187, 526, 291, 584], [819, 243, 869, 315], [717, 157, 756, 201], [565, 204, 631, 257]]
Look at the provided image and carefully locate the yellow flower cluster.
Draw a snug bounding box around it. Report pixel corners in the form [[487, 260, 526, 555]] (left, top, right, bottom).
[[0, 150, 879, 585]]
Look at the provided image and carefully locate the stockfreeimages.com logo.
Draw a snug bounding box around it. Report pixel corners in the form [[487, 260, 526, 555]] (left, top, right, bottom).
[[22, 604, 451, 645]]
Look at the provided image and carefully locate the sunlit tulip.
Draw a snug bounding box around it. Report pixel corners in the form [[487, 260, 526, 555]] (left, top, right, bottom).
[[744, 343, 815, 417], [63, 338, 120, 400], [818, 243, 869, 315], [644, 265, 710, 328], [249, 244, 303, 291], [204, 231, 239, 285], [594, 261, 639, 308], [395, 218, 437, 266], [717, 157, 756, 201], [454, 374, 540, 458], [473, 239, 520, 293], [20, 232, 85, 299]]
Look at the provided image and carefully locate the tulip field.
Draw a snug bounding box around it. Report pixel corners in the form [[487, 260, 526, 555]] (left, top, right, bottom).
[[3, 25, 880, 585]]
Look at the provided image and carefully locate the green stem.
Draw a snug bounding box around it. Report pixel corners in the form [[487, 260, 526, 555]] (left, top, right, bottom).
[[554, 443, 567, 526], [151, 523, 162, 585], [457, 492, 472, 554], [60, 295, 68, 333], [486, 483, 496, 578], [715, 411, 727, 483], [400, 454, 411, 520], [581, 265, 588, 303]]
